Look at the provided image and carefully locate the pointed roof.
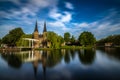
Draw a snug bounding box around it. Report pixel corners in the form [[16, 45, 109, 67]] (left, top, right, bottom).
[[43, 21, 47, 32], [34, 20, 38, 32]]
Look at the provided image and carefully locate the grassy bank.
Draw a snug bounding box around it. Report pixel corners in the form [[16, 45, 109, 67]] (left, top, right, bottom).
[[35, 48, 53, 50], [34, 45, 95, 50], [61, 46, 95, 49], [60, 46, 82, 49]]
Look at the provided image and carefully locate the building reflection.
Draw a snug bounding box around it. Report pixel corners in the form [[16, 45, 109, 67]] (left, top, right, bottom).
[[32, 50, 39, 78], [32, 50, 47, 80], [32, 50, 62, 80], [0, 50, 48, 79]]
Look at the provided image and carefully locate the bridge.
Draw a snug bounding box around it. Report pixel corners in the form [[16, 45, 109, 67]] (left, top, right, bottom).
[[0, 38, 39, 52], [22, 38, 39, 48], [17, 38, 40, 51]]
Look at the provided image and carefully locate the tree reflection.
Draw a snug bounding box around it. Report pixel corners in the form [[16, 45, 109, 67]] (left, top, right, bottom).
[[47, 50, 62, 67], [78, 49, 95, 65], [97, 47, 120, 61], [70, 49, 76, 60], [64, 50, 71, 64], [104, 47, 120, 61], [8, 54, 22, 68], [1, 53, 22, 68]]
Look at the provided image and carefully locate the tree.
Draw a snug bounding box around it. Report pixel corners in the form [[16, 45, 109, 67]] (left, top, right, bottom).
[[0, 38, 1, 47], [78, 31, 96, 46], [47, 31, 64, 49], [0, 38, 2, 44], [71, 35, 75, 43], [97, 34, 120, 46], [2, 27, 24, 46], [64, 32, 71, 42], [16, 34, 32, 47]]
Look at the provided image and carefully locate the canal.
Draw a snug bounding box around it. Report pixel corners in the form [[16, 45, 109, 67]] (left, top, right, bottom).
[[0, 48, 120, 80]]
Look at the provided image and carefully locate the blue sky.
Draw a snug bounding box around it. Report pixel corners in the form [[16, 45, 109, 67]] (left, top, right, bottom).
[[0, 0, 120, 40]]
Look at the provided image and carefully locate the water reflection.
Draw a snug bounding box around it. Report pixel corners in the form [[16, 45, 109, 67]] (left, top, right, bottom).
[[97, 47, 120, 61], [0, 49, 97, 69], [1, 52, 22, 68], [47, 50, 62, 67], [64, 50, 71, 64], [31, 50, 47, 80], [69, 49, 76, 60], [0, 48, 120, 80], [78, 49, 95, 65]]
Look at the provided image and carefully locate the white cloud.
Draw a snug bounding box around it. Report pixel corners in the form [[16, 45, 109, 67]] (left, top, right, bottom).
[[49, 8, 72, 23], [48, 7, 73, 36], [109, 24, 120, 32], [49, 21, 65, 28], [49, 8, 62, 20], [91, 22, 120, 39], [61, 12, 72, 22], [48, 21, 70, 32], [78, 22, 89, 28], [65, 2, 74, 10]]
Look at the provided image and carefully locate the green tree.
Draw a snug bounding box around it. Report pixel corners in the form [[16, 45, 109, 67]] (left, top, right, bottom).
[[78, 31, 96, 46], [64, 32, 71, 42], [71, 35, 75, 43], [2, 28, 24, 46], [0, 38, 1, 47], [113, 35, 120, 45], [47, 31, 64, 49], [58, 35, 64, 45], [16, 34, 32, 47], [97, 34, 120, 46]]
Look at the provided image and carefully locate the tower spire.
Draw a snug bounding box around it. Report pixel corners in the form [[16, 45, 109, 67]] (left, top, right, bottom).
[[43, 21, 47, 32], [34, 20, 38, 32]]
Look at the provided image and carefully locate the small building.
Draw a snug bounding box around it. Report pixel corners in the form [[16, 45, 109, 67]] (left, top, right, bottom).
[[105, 42, 113, 47]]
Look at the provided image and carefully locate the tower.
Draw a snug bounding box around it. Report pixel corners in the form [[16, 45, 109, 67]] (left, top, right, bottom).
[[33, 20, 39, 48], [43, 21, 47, 33], [43, 21, 47, 48]]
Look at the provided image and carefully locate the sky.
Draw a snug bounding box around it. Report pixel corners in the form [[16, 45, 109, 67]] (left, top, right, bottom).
[[0, 0, 120, 40]]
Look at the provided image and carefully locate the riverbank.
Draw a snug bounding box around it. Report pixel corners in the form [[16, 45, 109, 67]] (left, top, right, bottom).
[[0, 47, 21, 52], [61, 45, 95, 49], [35, 46, 95, 50], [0, 46, 96, 52]]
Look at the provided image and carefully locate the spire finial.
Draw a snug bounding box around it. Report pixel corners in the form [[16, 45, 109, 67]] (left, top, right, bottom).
[[34, 20, 38, 32], [43, 21, 47, 32]]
